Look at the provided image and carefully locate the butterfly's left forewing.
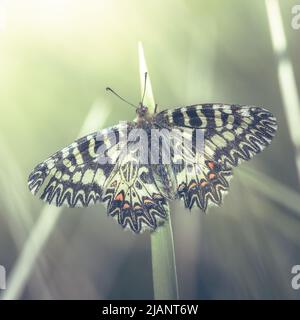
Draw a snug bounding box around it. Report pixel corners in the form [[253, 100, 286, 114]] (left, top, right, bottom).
[[28, 123, 170, 233], [28, 127, 120, 207]]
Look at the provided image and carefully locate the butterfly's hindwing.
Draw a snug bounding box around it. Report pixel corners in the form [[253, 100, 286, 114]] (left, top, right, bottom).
[[175, 159, 233, 211], [102, 166, 169, 233], [101, 144, 169, 233], [168, 127, 233, 210]]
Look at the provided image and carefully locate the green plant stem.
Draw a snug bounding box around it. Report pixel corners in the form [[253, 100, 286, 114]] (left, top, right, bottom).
[[138, 42, 179, 300]]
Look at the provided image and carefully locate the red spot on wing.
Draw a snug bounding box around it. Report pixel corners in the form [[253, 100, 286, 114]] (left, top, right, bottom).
[[123, 202, 130, 209], [115, 192, 124, 201], [208, 161, 215, 170]]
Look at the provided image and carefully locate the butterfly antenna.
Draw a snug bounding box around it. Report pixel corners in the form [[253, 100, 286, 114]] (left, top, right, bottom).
[[106, 87, 137, 109], [141, 72, 147, 105]]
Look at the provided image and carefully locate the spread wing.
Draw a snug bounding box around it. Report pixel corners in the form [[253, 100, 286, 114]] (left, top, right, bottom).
[[156, 103, 277, 210], [28, 126, 121, 207]]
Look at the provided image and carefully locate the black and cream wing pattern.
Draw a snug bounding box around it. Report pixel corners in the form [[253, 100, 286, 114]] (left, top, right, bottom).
[[28, 103, 277, 233], [28, 123, 170, 233], [155, 104, 277, 211]]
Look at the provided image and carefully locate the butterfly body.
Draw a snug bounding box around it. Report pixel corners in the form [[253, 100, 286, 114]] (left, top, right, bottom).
[[28, 102, 277, 233]]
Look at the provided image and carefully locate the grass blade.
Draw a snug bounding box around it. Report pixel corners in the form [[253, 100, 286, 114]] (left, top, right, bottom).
[[265, 0, 300, 182], [138, 41, 179, 300], [1, 101, 111, 300], [238, 166, 300, 216]]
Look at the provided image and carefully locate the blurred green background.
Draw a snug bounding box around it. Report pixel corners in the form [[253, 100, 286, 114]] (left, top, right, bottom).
[[0, 0, 300, 299]]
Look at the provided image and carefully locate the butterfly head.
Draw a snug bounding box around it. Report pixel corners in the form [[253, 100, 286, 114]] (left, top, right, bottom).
[[136, 103, 149, 118]]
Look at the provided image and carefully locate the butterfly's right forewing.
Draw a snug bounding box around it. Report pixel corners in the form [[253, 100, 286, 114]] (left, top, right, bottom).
[[155, 104, 277, 210]]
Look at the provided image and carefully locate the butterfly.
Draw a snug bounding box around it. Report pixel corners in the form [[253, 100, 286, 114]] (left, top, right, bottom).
[[28, 85, 277, 233]]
